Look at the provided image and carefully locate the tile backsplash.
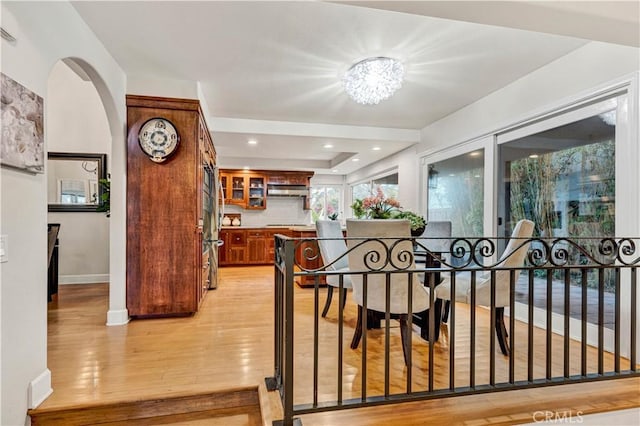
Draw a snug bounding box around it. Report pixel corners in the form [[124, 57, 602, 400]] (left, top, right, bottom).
[[223, 197, 311, 227]]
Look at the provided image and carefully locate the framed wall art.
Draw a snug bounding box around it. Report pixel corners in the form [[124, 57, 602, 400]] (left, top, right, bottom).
[[1, 73, 44, 173]]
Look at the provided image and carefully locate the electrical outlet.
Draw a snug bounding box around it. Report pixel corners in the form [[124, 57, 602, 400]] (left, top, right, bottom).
[[0, 235, 7, 263]]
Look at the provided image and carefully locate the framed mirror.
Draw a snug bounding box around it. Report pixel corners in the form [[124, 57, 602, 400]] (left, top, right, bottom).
[[47, 152, 107, 212]]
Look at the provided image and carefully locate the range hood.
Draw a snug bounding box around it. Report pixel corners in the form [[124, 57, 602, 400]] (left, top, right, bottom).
[[267, 184, 309, 197]]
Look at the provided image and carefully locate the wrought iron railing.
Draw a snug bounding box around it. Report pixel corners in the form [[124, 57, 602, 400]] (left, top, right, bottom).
[[266, 235, 640, 426]]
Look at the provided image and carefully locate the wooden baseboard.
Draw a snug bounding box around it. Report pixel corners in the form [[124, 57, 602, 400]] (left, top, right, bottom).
[[28, 387, 259, 426]]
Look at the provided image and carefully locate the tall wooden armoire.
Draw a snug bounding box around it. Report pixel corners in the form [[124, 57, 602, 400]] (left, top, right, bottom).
[[126, 95, 216, 317]]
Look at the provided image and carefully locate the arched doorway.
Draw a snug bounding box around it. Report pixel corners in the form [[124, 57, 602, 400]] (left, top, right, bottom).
[[45, 57, 127, 326]]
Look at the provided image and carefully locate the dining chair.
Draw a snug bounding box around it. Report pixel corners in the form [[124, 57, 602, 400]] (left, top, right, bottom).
[[315, 220, 352, 317], [346, 219, 432, 366], [415, 221, 452, 255], [415, 221, 453, 322], [434, 219, 535, 356]]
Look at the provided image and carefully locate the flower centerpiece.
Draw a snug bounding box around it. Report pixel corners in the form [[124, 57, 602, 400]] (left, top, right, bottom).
[[351, 186, 401, 219], [350, 187, 427, 235]]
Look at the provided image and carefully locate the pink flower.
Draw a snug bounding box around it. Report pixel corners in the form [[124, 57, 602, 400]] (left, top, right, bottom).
[[359, 187, 402, 219]]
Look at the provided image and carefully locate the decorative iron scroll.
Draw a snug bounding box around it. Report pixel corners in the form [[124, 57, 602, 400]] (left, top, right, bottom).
[[282, 236, 640, 273]]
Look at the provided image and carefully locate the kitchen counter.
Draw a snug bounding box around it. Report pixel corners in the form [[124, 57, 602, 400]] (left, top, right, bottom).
[[221, 225, 290, 230], [221, 225, 314, 231]]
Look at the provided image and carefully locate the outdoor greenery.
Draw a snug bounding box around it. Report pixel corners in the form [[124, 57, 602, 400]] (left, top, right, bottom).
[[509, 140, 616, 289], [428, 166, 484, 237], [310, 186, 340, 222]]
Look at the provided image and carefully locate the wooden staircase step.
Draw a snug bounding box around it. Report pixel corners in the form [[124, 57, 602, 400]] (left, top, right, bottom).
[[28, 387, 259, 426], [98, 406, 262, 426]]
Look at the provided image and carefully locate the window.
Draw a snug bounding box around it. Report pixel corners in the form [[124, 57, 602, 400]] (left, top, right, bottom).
[[500, 107, 616, 241], [497, 96, 623, 330], [373, 173, 398, 199], [427, 151, 484, 238], [310, 185, 342, 222], [350, 172, 399, 216]]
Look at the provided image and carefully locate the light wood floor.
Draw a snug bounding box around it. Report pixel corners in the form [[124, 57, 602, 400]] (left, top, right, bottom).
[[40, 266, 639, 425]]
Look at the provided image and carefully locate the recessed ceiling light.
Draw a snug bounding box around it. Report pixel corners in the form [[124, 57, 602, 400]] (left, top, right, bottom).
[[323, 144, 333, 149], [529, 154, 539, 159], [372, 147, 381, 151], [352, 158, 360, 162], [248, 139, 257, 145]]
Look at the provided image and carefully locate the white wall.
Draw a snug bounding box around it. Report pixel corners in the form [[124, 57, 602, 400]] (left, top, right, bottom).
[[348, 42, 639, 217], [127, 75, 199, 99], [0, 2, 126, 425], [418, 42, 640, 152], [47, 61, 111, 284], [346, 145, 421, 212], [225, 198, 311, 227]]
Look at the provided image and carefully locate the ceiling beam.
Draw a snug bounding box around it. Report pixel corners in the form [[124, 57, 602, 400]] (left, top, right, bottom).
[[209, 117, 421, 142], [335, 1, 640, 47]]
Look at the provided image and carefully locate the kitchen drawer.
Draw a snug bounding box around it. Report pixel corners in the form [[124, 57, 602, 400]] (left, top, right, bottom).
[[246, 230, 267, 238], [228, 230, 246, 245]]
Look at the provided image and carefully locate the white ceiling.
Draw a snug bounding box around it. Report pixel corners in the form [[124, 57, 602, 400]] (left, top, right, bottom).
[[70, 1, 638, 175]]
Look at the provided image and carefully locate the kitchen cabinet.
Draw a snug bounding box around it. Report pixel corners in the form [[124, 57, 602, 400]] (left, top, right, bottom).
[[247, 176, 266, 209], [247, 230, 267, 264], [266, 171, 313, 185], [220, 171, 266, 209], [221, 169, 313, 210], [227, 229, 247, 263], [291, 229, 326, 287], [230, 174, 247, 206], [126, 95, 217, 317], [219, 227, 290, 266]]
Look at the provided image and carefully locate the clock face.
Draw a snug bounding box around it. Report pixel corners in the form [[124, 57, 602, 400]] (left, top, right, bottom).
[[138, 118, 180, 162]]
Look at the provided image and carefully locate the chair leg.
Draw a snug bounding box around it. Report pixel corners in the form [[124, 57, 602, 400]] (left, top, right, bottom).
[[399, 314, 411, 367], [350, 306, 363, 349], [366, 309, 382, 329], [441, 300, 451, 323], [340, 288, 348, 310], [321, 286, 334, 318], [495, 307, 510, 356]]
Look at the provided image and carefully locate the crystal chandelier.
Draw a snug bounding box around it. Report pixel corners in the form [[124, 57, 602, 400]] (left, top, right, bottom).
[[342, 57, 404, 105]]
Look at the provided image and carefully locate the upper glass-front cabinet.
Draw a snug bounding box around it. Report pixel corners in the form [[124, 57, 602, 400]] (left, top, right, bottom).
[[219, 171, 267, 209], [247, 176, 265, 209], [230, 175, 246, 205]]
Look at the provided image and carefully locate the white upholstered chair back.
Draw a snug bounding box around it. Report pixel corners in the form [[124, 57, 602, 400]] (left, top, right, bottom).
[[416, 221, 452, 254], [315, 220, 352, 289], [316, 220, 349, 271], [346, 219, 430, 314]]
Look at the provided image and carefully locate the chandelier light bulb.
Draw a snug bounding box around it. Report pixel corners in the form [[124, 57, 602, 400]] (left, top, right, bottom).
[[342, 57, 404, 105]]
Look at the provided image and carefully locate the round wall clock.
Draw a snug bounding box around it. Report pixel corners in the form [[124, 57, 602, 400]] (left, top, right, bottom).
[[137, 117, 180, 163]]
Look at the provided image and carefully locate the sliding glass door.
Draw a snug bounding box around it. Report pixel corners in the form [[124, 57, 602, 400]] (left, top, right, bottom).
[[421, 88, 635, 355], [427, 149, 485, 238], [497, 94, 632, 351], [498, 99, 617, 242]]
